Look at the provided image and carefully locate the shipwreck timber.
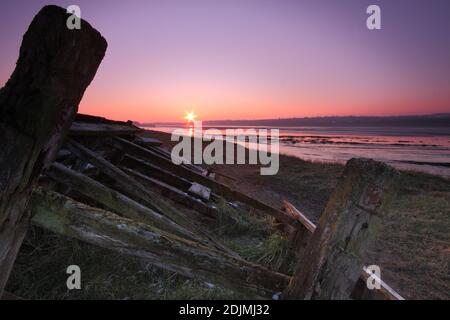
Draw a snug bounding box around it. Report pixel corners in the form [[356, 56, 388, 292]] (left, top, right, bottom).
[[0, 5, 107, 295], [28, 113, 405, 299], [0, 5, 404, 300]]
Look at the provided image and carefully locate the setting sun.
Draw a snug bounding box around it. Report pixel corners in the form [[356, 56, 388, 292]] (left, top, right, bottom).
[[184, 111, 197, 123]]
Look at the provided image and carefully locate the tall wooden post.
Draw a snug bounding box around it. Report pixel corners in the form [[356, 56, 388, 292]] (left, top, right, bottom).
[[0, 5, 107, 295], [284, 158, 399, 299]]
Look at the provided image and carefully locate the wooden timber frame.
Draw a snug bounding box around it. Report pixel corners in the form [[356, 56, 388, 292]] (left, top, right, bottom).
[[109, 135, 404, 299], [19, 118, 404, 299], [0, 6, 405, 301]]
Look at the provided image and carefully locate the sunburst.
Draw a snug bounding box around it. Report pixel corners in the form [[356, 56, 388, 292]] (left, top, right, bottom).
[[184, 110, 197, 123]]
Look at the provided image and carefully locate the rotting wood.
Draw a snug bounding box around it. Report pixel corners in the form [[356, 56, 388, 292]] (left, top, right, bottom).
[[118, 139, 206, 181], [70, 122, 142, 137], [112, 137, 299, 226], [46, 162, 206, 243], [281, 200, 404, 300], [212, 171, 237, 182], [281, 201, 313, 250], [134, 136, 162, 147], [75, 113, 133, 126], [282, 201, 315, 233], [121, 167, 221, 221], [121, 154, 193, 191], [31, 187, 291, 297], [65, 138, 237, 256], [0, 5, 107, 295], [67, 138, 178, 213], [145, 144, 207, 175], [284, 158, 400, 300]]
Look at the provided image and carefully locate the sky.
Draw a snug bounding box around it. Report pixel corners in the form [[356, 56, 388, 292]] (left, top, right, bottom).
[[1, 0, 450, 122]]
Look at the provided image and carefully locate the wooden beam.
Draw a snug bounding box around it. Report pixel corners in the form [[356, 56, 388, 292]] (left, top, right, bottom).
[[284, 158, 400, 300], [282, 200, 404, 300], [31, 187, 290, 297], [121, 167, 220, 221], [65, 138, 236, 256], [134, 136, 162, 147], [113, 137, 299, 227], [69, 122, 141, 137], [67, 138, 174, 213], [282, 201, 315, 233], [121, 154, 192, 191], [46, 162, 205, 243], [0, 5, 106, 295], [146, 144, 207, 175], [75, 113, 133, 126]]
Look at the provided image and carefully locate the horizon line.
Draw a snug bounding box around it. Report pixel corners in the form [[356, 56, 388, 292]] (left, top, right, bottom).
[[133, 112, 450, 125]]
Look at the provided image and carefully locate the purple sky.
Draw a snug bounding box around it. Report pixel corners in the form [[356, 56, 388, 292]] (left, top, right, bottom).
[[1, 0, 449, 121]]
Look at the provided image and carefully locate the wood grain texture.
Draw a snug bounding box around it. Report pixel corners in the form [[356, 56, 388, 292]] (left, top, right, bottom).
[[0, 5, 106, 294], [284, 158, 399, 300], [31, 187, 290, 297]]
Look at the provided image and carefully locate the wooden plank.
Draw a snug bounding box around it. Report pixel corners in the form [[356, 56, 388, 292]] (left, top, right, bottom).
[[213, 171, 237, 182], [282, 200, 404, 300], [65, 138, 235, 255], [0, 5, 106, 295], [282, 201, 315, 233], [31, 187, 291, 297], [121, 167, 221, 221], [143, 143, 207, 175], [75, 113, 134, 126], [69, 122, 141, 137], [113, 137, 299, 227], [134, 136, 162, 147], [46, 162, 204, 243], [66, 139, 158, 209], [284, 158, 401, 300], [121, 154, 192, 191]]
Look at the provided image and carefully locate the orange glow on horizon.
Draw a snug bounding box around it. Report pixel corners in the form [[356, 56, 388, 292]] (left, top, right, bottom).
[[78, 95, 450, 123]]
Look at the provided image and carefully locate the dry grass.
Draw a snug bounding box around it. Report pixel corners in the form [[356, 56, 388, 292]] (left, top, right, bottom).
[[213, 155, 450, 300], [367, 171, 450, 299], [6, 226, 243, 300], [6, 196, 291, 299]]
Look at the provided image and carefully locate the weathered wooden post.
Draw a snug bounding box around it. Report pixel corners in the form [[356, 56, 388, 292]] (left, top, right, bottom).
[[284, 158, 399, 299], [0, 5, 107, 295]]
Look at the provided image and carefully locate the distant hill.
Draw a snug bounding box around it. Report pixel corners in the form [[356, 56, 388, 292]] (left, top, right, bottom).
[[140, 114, 450, 128]]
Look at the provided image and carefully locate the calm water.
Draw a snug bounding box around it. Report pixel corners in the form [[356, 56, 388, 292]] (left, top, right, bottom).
[[144, 125, 450, 177]]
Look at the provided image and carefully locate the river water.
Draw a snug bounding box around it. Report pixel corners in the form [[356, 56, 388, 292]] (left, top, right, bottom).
[[144, 125, 450, 177]]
